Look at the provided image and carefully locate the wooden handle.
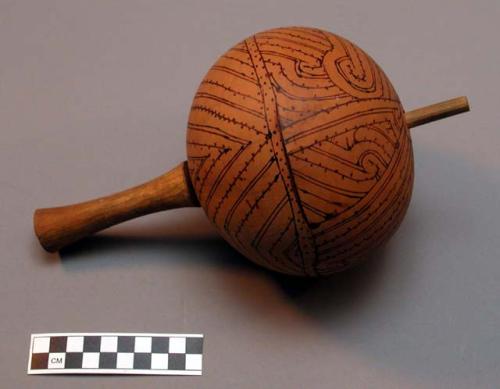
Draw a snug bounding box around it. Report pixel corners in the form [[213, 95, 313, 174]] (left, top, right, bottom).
[[34, 161, 198, 252], [405, 96, 470, 129]]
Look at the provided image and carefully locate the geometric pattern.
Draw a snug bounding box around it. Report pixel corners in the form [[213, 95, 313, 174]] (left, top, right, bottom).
[[187, 27, 414, 276], [28, 333, 203, 375]]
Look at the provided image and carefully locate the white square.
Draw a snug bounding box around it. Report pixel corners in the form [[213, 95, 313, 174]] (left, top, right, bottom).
[[66, 336, 84, 352], [169, 337, 186, 353], [32, 337, 50, 353], [116, 352, 134, 369], [47, 352, 66, 369], [100, 336, 118, 352], [134, 336, 152, 353], [151, 353, 169, 370], [82, 352, 100, 368], [185, 354, 202, 370]]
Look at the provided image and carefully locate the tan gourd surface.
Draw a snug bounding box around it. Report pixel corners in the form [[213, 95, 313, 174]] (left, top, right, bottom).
[[186, 27, 413, 276], [33, 26, 469, 277]]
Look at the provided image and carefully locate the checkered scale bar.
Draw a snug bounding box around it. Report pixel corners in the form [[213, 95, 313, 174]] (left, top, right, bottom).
[[28, 333, 203, 375]]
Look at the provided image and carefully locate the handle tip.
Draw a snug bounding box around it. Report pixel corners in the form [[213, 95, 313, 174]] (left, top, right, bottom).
[[34, 208, 62, 252]]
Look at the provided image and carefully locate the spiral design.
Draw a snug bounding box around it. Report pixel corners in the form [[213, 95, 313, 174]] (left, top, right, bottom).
[[186, 27, 414, 276]]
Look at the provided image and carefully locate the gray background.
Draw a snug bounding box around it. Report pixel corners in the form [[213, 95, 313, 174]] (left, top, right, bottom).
[[1, 0, 499, 388]]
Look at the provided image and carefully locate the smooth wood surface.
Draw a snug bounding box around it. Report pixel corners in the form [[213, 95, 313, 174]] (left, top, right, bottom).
[[34, 162, 197, 252], [406, 96, 470, 128]]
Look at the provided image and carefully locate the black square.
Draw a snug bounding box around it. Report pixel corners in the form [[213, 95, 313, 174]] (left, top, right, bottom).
[[99, 352, 117, 368], [49, 336, 67, 352], [133, 353, 151, 369], [65, 352, 83, 368], [83, 336, 101, 352], [117, 336, 135, 352], [151, 337, 169, 353], [186, 337, 203, 354], [168, 354, 186, 370], [31, 353, 49, 369]]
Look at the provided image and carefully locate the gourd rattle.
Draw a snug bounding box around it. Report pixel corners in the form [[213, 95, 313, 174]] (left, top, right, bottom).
[[34, 26, 469, 276]]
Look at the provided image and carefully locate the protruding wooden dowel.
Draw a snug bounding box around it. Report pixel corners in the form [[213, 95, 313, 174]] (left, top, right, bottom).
[[34, 162, 198, 252], [405, 96, 470, 129]]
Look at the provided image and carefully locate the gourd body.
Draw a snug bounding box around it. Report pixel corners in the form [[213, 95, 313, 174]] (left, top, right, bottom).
[[186, 27, 414, 276]]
